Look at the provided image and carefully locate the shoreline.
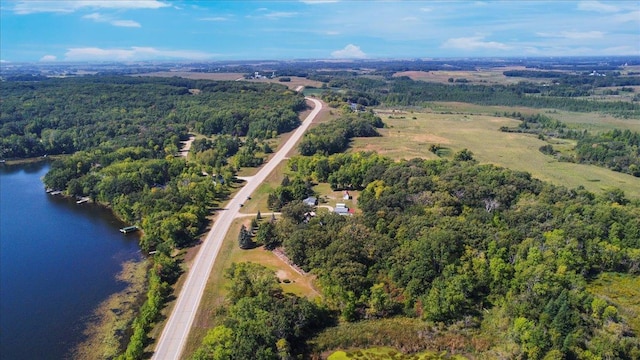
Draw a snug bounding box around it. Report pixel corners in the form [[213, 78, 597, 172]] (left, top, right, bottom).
[[71, 259, 149, 360], [1, 154, 65, 166]]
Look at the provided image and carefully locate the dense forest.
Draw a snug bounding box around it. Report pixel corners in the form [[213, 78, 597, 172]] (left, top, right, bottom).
[[226, 151, 640, 359], [0, 77, 305, 159]]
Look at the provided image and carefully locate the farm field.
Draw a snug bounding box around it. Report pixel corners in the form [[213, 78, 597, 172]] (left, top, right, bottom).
[[351, 109, 640, 198], [393, 66, 554, 85]]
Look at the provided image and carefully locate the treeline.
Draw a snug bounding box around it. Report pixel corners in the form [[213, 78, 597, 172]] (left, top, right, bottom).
[[573, 129, 640, 176], [504, 70, 640, 87], [499, 111, 567, 135], [0, 77, 305, 159], [266, 152, 640, 358], [297, 111, 384, 156], [320, 77, 640, 118]]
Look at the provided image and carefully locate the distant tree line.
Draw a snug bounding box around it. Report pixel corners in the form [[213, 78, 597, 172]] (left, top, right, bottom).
[[319, 77, 640, 118]]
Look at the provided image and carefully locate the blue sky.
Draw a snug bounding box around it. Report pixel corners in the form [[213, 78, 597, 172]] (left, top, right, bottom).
[[1, 0, 639, 62]]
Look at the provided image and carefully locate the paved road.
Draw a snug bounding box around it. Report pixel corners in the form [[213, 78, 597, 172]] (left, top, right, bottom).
[[152, 97, 322, 360]]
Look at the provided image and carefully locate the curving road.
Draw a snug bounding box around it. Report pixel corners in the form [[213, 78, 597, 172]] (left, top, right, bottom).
[[152, 97, 322, 360]]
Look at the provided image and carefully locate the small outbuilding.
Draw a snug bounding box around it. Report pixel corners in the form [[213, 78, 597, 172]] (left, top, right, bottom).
[[303, 196, 318, 207]]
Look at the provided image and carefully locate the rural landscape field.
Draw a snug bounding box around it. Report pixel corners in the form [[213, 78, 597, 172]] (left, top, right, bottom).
[[1, 1, 639, 360]]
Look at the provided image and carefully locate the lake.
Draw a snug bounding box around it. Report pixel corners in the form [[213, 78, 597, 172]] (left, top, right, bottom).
[[0, 162, 142, 360]]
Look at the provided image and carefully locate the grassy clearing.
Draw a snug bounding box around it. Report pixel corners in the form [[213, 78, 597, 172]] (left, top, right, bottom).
[[587, 273, 640, 334], [328, 347, 467, 360], [238, 161, 287, 215], [351, 110, 640, 198], [311, 317, 479, 357], [182, 217, 319, 358], [72, 260, 149, 360]]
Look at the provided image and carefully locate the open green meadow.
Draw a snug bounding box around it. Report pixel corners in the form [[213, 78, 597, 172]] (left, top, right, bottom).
[[350, 108, 640, 198]]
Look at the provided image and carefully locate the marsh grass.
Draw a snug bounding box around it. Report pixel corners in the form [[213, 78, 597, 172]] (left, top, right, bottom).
[[72, 260, 149, 360]]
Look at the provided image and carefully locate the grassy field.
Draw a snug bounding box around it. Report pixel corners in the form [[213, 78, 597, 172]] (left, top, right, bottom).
[[423, 102, 640, 132], [238, 161, 287, 215], [587, 273, 640, 334], [350, 109, 640, 198]]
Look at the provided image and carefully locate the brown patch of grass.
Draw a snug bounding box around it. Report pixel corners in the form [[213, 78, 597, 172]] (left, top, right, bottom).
[[311, 317, 477, 357]]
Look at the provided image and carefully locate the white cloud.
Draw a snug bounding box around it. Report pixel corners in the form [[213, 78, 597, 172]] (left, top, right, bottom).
[[325, 31, 340, 35], [263, 11, 298, 19], [111, 20, 142, 27], [442, 35, 510, 50], [537, 31, 605, 40], [40, 55, 57, 62], [247, 10, 298, 20], [402, 16, 419, 21], [613, 10, 640, 23], [331, 44, 366, 59], [82, 13, 141, 28], [300, 0, 339, 4], [420, 7, 432, 12], [200, 17, 231, 22], [13, 0, 170, 14], [577, 1, 620, 13], [64, 46, 215, 61]]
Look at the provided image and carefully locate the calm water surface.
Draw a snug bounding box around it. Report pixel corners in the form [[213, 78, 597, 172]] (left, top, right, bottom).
[[0, 162, 141, 359]]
